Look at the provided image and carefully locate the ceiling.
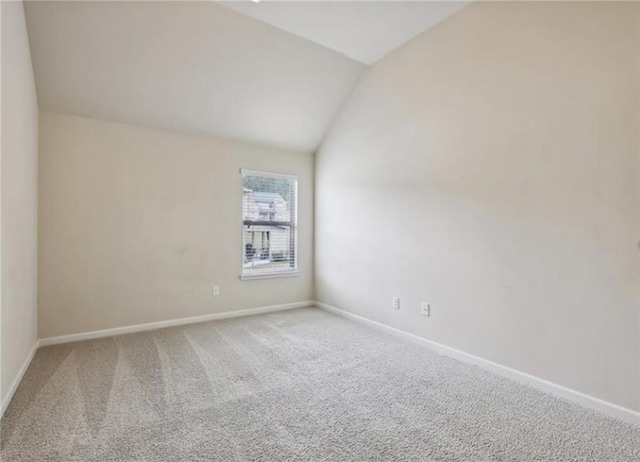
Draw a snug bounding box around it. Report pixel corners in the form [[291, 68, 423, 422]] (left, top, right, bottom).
[[219, 1, 470, 65], [24, 1, 364, 152], [24, 1, 469, 152]]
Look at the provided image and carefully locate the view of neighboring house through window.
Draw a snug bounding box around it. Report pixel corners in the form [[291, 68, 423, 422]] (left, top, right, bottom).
[[241, 170, 298, 278]]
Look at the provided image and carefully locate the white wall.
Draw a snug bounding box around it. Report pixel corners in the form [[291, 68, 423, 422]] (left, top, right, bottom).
[[1, 0, 39, 410], [316, 1, 640, 411], [38, 112, 313, 339]]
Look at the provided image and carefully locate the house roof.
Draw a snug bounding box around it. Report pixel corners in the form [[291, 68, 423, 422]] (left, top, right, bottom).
[[247, 192, 286, 204]]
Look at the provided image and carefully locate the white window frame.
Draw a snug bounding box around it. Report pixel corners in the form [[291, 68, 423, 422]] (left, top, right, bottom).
[[240, 169, 299, 280]]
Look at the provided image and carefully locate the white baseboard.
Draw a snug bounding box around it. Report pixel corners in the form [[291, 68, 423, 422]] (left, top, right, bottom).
[[1, 341, 40, 418], [315, 301, 640, 427], [39, 301, 313, 347]]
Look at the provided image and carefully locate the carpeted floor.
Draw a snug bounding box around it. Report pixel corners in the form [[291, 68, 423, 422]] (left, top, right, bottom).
[[1, 307, 639, 461]]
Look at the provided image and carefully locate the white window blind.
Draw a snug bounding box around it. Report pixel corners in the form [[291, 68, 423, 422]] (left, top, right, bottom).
[[241, 170, 298, 278]]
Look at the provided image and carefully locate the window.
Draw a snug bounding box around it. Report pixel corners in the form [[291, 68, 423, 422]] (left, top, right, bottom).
[[241, 169, 298, 279]]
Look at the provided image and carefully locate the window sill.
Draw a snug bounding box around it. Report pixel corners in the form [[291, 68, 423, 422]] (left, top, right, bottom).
[[240, 271, 300, 281]]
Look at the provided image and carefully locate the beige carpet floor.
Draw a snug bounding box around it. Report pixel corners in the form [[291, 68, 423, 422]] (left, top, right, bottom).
[[1, 307, 639, 461]]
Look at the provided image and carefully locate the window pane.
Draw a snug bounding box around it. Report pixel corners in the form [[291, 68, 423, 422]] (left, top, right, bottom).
[[242, 171, 297, 276]]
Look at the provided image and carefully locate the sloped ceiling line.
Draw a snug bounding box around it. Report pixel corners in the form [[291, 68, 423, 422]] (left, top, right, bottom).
[[24, 1, 468, 152]]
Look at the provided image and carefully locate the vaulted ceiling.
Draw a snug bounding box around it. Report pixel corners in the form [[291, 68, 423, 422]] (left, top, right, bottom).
[[219, 1, 470, 65], [24, 1, 469, 152]]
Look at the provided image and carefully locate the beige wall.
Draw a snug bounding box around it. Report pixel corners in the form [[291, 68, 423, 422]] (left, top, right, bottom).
[[316, 1, 640, 411], [1, 0, 39, 409], [38, 112, 313, 339]]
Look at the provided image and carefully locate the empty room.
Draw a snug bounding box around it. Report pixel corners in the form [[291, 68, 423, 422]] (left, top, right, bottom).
[[1, 0, 639, 460]]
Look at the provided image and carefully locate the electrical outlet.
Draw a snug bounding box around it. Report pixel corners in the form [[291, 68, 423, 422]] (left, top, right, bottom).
[[421, 302, 430, 317], [392, 297, 400, 310], [212, 286, 220, 296]]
